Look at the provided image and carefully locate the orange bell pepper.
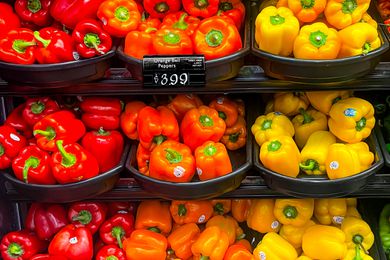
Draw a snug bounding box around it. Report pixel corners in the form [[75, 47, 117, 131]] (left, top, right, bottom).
[[136, 143, 151, 175], [153, 28, 193, 55], [231, 199, 251, 222], [135, 200, 172, 235], [120, 101, 147, 140], [211, 199, 232, 215], [247, 199, 280, 233], [170, 200, 214, 224], [167, 94, 204, 121], [287, 0, 326, 23], [97, 0, 141, 37], [138, 13, 161, 31], [161, 12, 201, 36], [209, 96, 239, 128], [193, 16, 242, 60], [168, 223, 201, 260], [206, 215, 244, 245], [220, 116, 247, 151], [149, 140, 196, 182], [194, 141, 232, 181], [124, 28, 157, 60], [223, 244, 254, 260], [181, 106, 226, 151], [233, 239, 252, 252], [123, 229, 167, 260], [191, 226, 230, 260], [324, 0, 370, 30]]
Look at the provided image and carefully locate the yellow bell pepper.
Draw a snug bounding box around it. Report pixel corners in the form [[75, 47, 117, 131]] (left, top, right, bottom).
[[346, 198, 358, 207], [296, 256, 313, 260], [260, 135, 301, 178], [302, 225, 348, 260], [206, 215, 244, 245], [325, 142, 374, 179], [299, 131, 336, 175], [293, 22, 341, 59], [342, 245, 373, 260], [247, 199, 281, 233], [255, 6, 300, 57], [346, 206, 362, 219], [324, 0, 370, 30], [360, 13, 377, 29], [341, 217, 374, 251], [253, 232, 298, 260], [338, 23, 381, 58], [328, 97, 375, 143], [292, 110, 328, 149], [314, 198, 347, 225], [287, 0, 326, 23], [279, 220, 316, 249], [273, 92, 310, 117], [251, 112, 295, 146], [274, 199, 314, 227], [305, 90, 353, 115]]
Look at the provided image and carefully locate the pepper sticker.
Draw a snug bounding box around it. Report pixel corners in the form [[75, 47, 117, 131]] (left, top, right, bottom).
[[344, 108, 357, 117], [173, 166, 185, 178], [198, 214, 206, 223], [196, 167, 202, 176], [329, 161, 339, 170], [259, 251, 266, 260], [217, 97, 224, 104], [69, 237, 78, 244], [332, 216, 344, 225], [271, 220, 279, 230], [9, 133, 20, 142]]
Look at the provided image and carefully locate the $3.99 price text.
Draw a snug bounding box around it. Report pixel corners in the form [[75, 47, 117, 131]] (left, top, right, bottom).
[[153, 73, 189, 86]]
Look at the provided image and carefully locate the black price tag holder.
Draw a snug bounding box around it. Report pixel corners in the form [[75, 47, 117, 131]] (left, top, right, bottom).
[[143, 55, 206, 88]]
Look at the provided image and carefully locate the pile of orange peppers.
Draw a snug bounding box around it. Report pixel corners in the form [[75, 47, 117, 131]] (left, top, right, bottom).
[[120, 94, 247, 182]]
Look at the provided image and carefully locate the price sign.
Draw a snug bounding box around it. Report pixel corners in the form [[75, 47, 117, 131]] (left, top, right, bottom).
[[143, 55, 205, 87]]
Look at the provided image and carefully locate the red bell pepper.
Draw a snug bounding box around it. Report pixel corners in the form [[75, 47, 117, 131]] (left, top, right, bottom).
[[34, 27, 75, 64], [0, 28, 37, 64], [138, 13, 161, 31], [99, 213, 134, 248], [12, 145, 55, 184], [0, 3, 21, 37], [120, 100, 146, 140], [50, 0, 105, 29], [182, 0, 219, 18], [0, 230, 46, 260], [0, 125, 27, 170], [143, 0, 181, 18], [33, 110, 86, 152], [218, 0, 245, 30], [108, 202, 137, 217], [385, 19, 390, 33], [30, 254, 68, 260], [23, 97, 60, 127], [72, 19, 112, 58], [4, 103, 33, 138], [48, 224, 93, 260], [25, 203, 69, 241], [68, 202, 108, 235], [81, 128, 124, 172], [136, 143, 151, 175], [161, 12, 200, 36], [51, 140, 99, 184], [14, 0, 53, 27], [96, 245, 126, 260], [80, 97, 122, 130]]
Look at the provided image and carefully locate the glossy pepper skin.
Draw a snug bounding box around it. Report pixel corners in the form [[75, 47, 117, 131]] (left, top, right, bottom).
[[12, 145, 55, 184], [0, 3, 21, 37], [96, 245, 126, 260], [136, 143, 151, 175], [5, 103, 33, 138], [224, 244, 253, 260], [191, 226, 229, 260], [182, 0, 219, 18], [167, 223, 201, 260], [231, 199, 251, 222], [29, 254, 68, 260], [123, 229, 168, 260], [97, 0, 141, 37], [99, 213, 134, 248], [274, 199, 314, 227], [260, 135, 301, 178], [255, 6, 299, 57], [343, 246, 373, 260], [247, 199, 280, 233], [324, 0, 370, 30], [221, 115, 246, 151], [68, 202, 108, 235], [302, 225, 348, 259], [181, 106, 226, 151], [144, 0, 181, 18], [51, 140, 100, 184], [253, 232, 297, 260], [0, 28, 37, 64], [360, 12, 377, 28], [279, 220, 316, 249], [80, 97, 122, 130], [48, 224, 93, 260], [299, 131, 336, 175], [124, 28, 157, 59], [193, 16, 242, 60], [120, 101, 146, 140], [81, 128, 124, 172], [0, 230, 46, 260], [211, 199, 232, 215], [149, 140, 196, 182], [251, 112, 294, 146], [135, 200, 172, 235], [15, 0, 53, 27], [218, 0, 245, 30], [153, 28, 193, 55], [72, 19, 112, 58], [23, 97, 60, 126], [306, 90, 352, 115], [341, 217, 374, 252], [293, 22, 341, 59], [379, 204, 390, 255], [0, 125, 27, 170], [206, 215, 243, 245], [273, 92, 310, 117], [108, 201, 137, 217], [170, 200, 213, 224], [338, 22, 381, 58], [209, 96, 239, 128], [167, 94, 203, 121], [138, 14, 161, 31], [33, 110, 86, 152], [314, 198, 347, 225], [161, 12, 200, 36], [288, 0, 326, 23]]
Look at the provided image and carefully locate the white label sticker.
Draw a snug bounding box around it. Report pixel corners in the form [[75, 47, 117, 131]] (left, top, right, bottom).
[[271, 221, 279, 230], [333, 216, 344, 225], [217, 97, 224, 104], [259, 251, 266, 260], [173, 166, 185, 178], [101, 17, 107, 25], [9, 133, 20, 142], [329, 161, 339, 170], [72, 52, 80, 61], [196, 167, 202, 176], [198, 214, 206, 223], [69, 237, 78, 244]]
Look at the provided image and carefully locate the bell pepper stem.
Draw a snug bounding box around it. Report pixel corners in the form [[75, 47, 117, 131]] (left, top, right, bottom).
[[178, 204, 187, 216], [115, 6, 130, 22], [107, 256, 119, 260], [283, 205, 298, 219], [33, 126, 56, 140], [301, 0, 314, 8], [165, 148, 183, 163], [299, 108, 313, 124], [354, 244, 364, 260], [195, 0, 208, 8], [153, 135, 167, 145], [112, 226, 124, 248], [204, 144, 217, 156], [205, 29, 223, 47], [309, 31, 327, 48], [145, 27, 158, 33], [33, 31, 51, 48], [148, 227, 161, 233], [154, 2, 169, 13], [84, 33, 105, 55], [28, 0, 42, 13], [362, 42, 371, 55], [219, 2, 233, 11], [342, 0, 357, 14], [12, 40, 36, 54], [163, 31, 181, 45], [299, 159, 318, 170], [56, 140, 77, 167], [30, 101, 46, 114], [261, 119, 272, 130], [200, 256, 209, 260], [214, 203, 224, 215], [23, 156, 40, 183], [173, 13, 189, 30], [268, 140, 281, 151], [270, 14, 285, 25], [236, 233, 246, 240], [199, 115, 214, 127], [355, 117, 366, 131], [229, 132, 240, 143], [0, 144, 4, 156], [353, 235, 369, 254], [7, 243, 23, 257], [97, 127, 110, 136], [218, 111, 227, 120], [72, 210, 93, 225]]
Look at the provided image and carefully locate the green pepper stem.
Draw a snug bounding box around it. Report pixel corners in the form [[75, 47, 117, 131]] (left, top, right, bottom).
[[84, 33, 104, 54], [72, 210, 93, 225], [200, 256, 209, 260], [270, 14, 285, 25], [261, 119, 272, 130], [199, 115, 214, 127], [30, 101, 46, 114], [12, 40, 36, 54], [145, 27, 158, 33], [299, 108, 313, 124], [7, 243, 23, 257], [214, 203, 224, 215], [354, 244, 364, 260], [342, 0, 357, 14], [97, 127, 110, 136], [299, 159, 318, 171], [195, 0, 208, 8], [115, 6, 130, 22], [33, 126, 56, 140], [0, 144, 4, 157], [163, 31, 181, 45], [309, 30, 327, 48], [219, 2, 233, 11], [355, 117, 367, 131], [178, 204, 187, 216], [34, 31, 51, 48], [173, 13, 189, 30], [165, 148, 183, 164], [154, 2, 169, 13], [268, 140, 281, 152], [236, 233, 246, 240], [107, 256, 119, 260], [28, 0, 42, 13], [205, 29, 223, 47], [362, 42, 371, 55], [148, 227, 161, 233], [301, 0, 314, 8], [218, 111, 227, 120], [204, 144, 217, 156], [283, 205, 298, 219], [23, 156, 40, 183], [153, 135, 167, 145], [112, 226, 124, 248], [229, 132, 240, 143], [56, 140, 77, 168]]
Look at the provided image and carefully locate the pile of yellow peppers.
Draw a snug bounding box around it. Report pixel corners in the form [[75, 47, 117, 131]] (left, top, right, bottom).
[[251, 91, 376, 179], [255, 0, 382, 59]]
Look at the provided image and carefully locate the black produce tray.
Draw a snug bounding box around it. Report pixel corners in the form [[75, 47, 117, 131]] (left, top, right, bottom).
[[253, 132, 384, 198], [250, 2, 390, 84], [0, 142, 130, 203], [375, 125, 390, 168], [0, 50, 115, 87]]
